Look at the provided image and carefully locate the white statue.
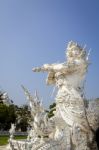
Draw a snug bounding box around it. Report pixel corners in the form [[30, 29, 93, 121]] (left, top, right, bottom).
[[32, 41, 98, 150], [8, 41, 99, 150], [9, 123, 16, 140], [7, 123, 16, 150]]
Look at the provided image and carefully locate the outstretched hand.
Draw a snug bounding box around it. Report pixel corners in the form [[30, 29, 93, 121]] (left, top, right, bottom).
[[32, 67, 42, 72]]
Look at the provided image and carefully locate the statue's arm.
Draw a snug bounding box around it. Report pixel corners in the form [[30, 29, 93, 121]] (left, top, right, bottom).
[[32, 64, 53, 72], [32, 63, 68, 73]]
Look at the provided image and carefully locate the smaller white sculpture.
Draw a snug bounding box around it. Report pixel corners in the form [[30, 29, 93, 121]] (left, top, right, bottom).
[[7, 123, 16, 150], [9, 123, 16, 140], [0, 91, 12, 105], [22, 86, 55, 140]]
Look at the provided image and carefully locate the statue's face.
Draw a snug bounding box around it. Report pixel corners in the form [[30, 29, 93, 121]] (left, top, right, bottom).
[[67, 47, 86, 60], [67, 49, 81, 59], [71, 49, 81, 57]]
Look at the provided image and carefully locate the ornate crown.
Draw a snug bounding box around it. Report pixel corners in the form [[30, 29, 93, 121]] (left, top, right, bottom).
[[66, 41, 86, 62]]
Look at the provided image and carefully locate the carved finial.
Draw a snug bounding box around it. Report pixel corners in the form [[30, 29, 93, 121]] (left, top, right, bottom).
[[34, 90, 39, 101], [86, 49, 91, 61], [21, 85, 34, 101], [83, 44, 86, 50]]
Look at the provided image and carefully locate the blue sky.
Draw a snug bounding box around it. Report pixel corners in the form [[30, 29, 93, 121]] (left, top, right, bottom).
[[0, 0, 99, 107]]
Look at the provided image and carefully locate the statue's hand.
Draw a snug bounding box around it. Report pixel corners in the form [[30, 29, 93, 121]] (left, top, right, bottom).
[[32, 64, 54, 72], [32, 67, 42, 72], [32, 66, 49, 72]]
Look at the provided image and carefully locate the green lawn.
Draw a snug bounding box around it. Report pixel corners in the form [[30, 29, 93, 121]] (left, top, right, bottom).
[[0, 135, 27, 146]]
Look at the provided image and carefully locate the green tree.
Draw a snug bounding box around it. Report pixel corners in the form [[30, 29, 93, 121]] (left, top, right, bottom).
[[0, 104, 16, 130], [15, 105, 31, 131], [48, 102, 56, 118]]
